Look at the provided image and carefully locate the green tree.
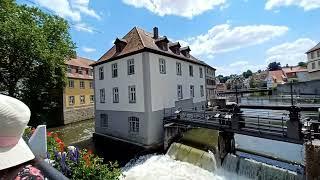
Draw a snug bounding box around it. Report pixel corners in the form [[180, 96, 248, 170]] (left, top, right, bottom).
[[242, 70, 253, 78], [0, 0, 75, 126], [268, 61, 282, 71], [298, 61, 307, 67]]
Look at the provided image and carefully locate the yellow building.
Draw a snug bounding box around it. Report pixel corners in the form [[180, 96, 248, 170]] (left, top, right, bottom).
[[63, 56, 95, 124]]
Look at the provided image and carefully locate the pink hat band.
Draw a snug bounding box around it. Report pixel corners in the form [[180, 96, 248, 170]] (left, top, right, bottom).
[[0, 136, 19, 147]]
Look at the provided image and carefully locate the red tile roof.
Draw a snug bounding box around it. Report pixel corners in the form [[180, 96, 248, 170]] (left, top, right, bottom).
[[282, 66, 307, 74], [268, 70, 286, 83], [92, 27, 209, 67], [66, 56, 94, 80]]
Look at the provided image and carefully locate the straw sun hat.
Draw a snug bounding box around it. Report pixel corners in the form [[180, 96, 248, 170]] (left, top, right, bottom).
[[0, 94, 35, 170]]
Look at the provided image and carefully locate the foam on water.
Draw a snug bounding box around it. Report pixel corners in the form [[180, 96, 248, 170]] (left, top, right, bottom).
[[121, 154, 249, 180]]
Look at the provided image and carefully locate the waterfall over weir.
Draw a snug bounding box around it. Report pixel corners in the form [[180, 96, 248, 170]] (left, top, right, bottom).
[[222, 154, 303, 180], [121, 142, 303, 180]]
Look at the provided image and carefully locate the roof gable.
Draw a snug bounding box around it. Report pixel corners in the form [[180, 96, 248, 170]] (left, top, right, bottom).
[[306, 42, 320, 53]]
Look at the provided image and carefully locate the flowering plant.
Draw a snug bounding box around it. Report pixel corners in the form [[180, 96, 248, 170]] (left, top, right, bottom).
[[24, 127, 122, 180]]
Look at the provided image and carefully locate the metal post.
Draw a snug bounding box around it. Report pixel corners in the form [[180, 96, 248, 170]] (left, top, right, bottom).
[[281, 117, 284, 136], [290, 81, 294, 106], [235, 85, 239, 104], [258, 115, 260, 135]]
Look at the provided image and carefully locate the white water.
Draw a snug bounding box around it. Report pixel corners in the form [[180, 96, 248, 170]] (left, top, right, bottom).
[[121, 154, 249, 180]]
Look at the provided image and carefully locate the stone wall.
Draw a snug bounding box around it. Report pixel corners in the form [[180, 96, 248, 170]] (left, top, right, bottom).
[[276, 80, 320, 95], [63, 105, 94, 124]]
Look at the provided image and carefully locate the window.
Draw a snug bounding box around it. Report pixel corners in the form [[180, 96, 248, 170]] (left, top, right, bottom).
[[176, 62, 182, 76], [312, 62, 316, 69], [80, 81, 85, 89], [90, 82, 93, 89], [190, 85, 194, 98], [90, 95, 94, 103], [67, 66, 72, 73], [318, 61, 320, 67], [129, 85, 136, 103], [68, 80, 74, 88], [99, 67, 104, 80], [80, 95, 85, 104], [128, 59, 135, 75], [202, 105, 205, 110], [159, 58, 166, 74], [89, 69, 93, 76], [128, 117, 139, 133], [200, 85, 204, 97], [68, 96, 75, 105], [318, 50, 320, 58], [86, 69, 89, 75], [189, 65, 193, 77], [100, 88, 105, 103], [78, 68, 83, 75], [113, 87, 119, 103], [199, 67, 203, 78], [112, 63, 118, 78], [100, 114, 108, 128], [311, 52, 314, 59], [177, 85, 183, 100]]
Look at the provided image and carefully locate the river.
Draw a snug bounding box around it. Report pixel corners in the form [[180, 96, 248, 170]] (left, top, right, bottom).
[[48, 98, 315, 179]]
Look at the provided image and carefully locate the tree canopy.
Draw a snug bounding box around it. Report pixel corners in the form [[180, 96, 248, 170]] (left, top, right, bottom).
[[268, 61, 282, 71], [298, 61, 307, 67], [242, 70, 253, 78], [0, 0, 75, 126]]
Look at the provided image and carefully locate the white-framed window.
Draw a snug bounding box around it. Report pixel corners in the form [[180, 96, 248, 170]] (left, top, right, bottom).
[[128, 116, 139, 133], [80, 95, 85, 104], [68, 80, 74, 88], [100, 114, 108, 128], [312, 62, 316, 69], [311, 52, 315, 59], [100, 88, 105, 103], [89, 82, 93, 89], [89, 69, 93, 76], [68, 96, 75, 105], [78, 67, 83, 74], [159, 58, 166, 74], [112, 63, 118, 78], [80, 81, 85, 89], [113, 87, 119, 103], [128, 85, 136, 103], [190, 85, 194, 98], [318, 61, 320, 67], [317, 50, 320, 58], [200, 85, 204, 97], [176, 62, 182, 76], [189, 65, 193, 77], [128, 59, 135, 75], [67, 66, 72, 73], [199, 67, 203, 78], [99, 67, 104, 80], [90, 95, 94, 103], [177, 85, 183, 100]]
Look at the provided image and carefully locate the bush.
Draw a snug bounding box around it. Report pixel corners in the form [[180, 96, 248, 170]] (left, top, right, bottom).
[[24, 127, 122, 179]]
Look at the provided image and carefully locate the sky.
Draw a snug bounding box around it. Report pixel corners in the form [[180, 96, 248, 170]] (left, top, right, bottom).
[[17, 0, 320, 76]]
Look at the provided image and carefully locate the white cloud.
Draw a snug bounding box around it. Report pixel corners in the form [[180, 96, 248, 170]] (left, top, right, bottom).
[[265, 0, 320, 11], [216, 61, 266, 75], [180, 24, 288, 58], [266, 38, 316, 66], [35, 0, 100, 21], [82, 46, 96, 53], [74, 23, 95, 33], [122, 0, 226, 18]]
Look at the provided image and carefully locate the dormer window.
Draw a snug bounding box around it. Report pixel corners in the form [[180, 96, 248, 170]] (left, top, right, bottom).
[[181, 46, 191, 58], [155, 36, 169, 51], [114, 38, 127, 53], [169, 42, 181, 55]]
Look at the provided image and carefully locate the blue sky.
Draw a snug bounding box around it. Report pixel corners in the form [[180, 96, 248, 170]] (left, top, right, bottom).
[[17, 0, 320, 75]]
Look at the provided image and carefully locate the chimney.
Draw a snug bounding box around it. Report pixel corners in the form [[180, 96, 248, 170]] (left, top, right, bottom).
[[153, 27, 159, 39]]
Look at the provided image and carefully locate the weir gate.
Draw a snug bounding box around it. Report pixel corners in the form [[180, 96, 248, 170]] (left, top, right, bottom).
[[163, 104, 320, 145]]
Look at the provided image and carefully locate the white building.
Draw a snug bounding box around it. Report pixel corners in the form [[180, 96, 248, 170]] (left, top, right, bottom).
[[92, 27, 212, 147], [306, 42, 320, 80]]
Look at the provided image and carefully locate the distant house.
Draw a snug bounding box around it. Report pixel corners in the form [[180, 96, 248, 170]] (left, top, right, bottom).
[[91, 27, 214, 147], [306, 42, 320, 80], [266, 70, 287, 89], [216, 83, 227, 93], [282, 66, 309, 82], [205, 66, 216, 100], [63, 56, 95, 124]]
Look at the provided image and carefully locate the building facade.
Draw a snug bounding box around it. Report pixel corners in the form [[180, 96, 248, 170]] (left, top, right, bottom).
[[92, 27, 211, 147], [306, 42, 320, 80], [63, 57, 95, 124], [205, 66, 216, 100]]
